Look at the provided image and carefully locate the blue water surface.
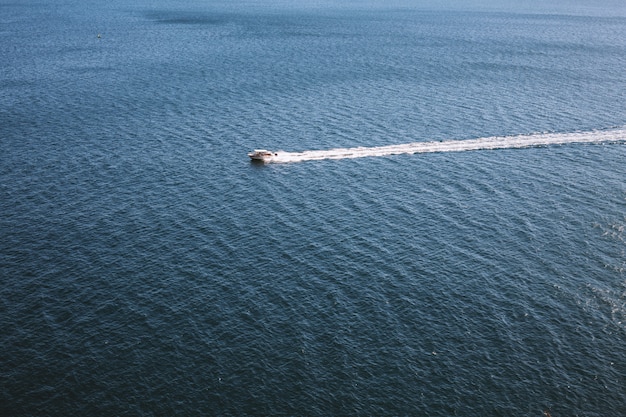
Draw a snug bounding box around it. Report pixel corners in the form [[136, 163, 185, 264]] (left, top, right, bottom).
[[1, 1, 625, 415]]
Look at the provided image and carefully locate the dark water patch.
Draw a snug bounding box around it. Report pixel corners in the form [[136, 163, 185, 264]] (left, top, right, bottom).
[[144, 10, 231, 26]]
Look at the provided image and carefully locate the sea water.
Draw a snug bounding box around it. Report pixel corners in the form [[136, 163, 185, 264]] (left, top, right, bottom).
[[1, 0, 625, 415]]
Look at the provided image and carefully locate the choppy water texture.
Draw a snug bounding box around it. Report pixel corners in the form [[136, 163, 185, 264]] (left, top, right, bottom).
[[1, 1, 625, 416]]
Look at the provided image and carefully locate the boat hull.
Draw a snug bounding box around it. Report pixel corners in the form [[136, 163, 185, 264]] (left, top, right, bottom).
[[248, 150, 277, 162]]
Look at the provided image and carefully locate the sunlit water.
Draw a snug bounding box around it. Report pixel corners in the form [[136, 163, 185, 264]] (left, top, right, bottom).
[[1, 1, 625, 415]]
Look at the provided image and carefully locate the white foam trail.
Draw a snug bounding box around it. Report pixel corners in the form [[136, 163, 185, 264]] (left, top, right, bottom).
[[267, 127, 626, 163]]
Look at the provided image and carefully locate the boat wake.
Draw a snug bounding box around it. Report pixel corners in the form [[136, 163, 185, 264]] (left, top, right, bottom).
[[264, 127, 626, 163]]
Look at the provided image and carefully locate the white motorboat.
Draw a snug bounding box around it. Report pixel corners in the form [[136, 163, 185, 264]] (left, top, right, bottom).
[[248, 149, 277, 162]]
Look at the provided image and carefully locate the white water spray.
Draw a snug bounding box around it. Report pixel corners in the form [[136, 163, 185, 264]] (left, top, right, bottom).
[[261, 127, 626, 163]]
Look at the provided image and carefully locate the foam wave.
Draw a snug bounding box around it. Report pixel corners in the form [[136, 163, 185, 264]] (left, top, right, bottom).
[[266, 127, 626, 163]]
